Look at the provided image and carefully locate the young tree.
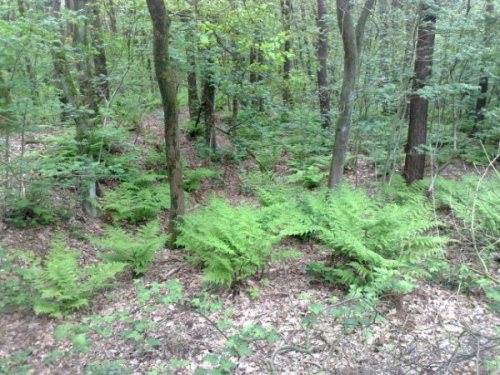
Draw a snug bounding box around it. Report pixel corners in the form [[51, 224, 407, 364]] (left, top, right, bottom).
[[328, 0, 376, 188], [403, 1, 436, 184], [146, 0, 185, 242], [317, 0, 330, 128]]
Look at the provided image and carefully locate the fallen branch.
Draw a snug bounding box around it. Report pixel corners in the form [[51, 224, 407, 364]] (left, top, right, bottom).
[[266, 345, 312, 375]]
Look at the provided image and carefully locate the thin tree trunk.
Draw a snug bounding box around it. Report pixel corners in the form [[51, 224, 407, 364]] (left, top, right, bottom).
[[403, 1, 436, 184], [317, 0, 330, 128], [147, 0, 185, 242], [281, 0, 292, 107], [249, 41, 264, 111], [107, 0, 117, 33], [202, 66, 216, 151], [89, 1, 110, 102], [180, 10, 200, 120], [473, 0, 494, 131], [328, 0, 376, 188]]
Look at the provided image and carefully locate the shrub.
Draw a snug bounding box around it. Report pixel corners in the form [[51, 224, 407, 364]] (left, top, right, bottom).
[[102, 173, 170, 223], [93, 221, 167, 276], [177, 198, 279, 287], [10, 235, 125, 317]]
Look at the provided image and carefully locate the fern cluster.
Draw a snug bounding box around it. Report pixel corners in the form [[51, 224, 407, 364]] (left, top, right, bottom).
[[14, 235, 125, 317], [259, 184, 447, 293], [183, 167, 219, 192], [288, 165, 326, 189], [102, 173, 170, 223], [433, 176, 499, 240], [177, 198, 279, 287], [313, 186, 446, 291], [92, 221, 167, 276]]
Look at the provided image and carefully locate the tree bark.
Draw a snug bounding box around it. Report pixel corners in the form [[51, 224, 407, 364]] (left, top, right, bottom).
[[180, 10, 200, 121], [249, 42, 264, 111], [106, 0, 117, 33], [89, 1, 110, 102], [403, 1, 436, 184], [328, 0, 376, 188], [202, 66, 216, 151], [146, 0, 185, 242], [317, 0, 330, 128], [281, 0, 292, 107], [473, 0, 494, 130]]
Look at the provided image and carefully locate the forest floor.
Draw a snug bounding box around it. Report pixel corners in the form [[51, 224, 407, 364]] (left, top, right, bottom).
[[0, 111, 499, 375]]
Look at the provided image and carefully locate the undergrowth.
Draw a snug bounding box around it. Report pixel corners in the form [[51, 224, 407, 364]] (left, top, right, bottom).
[[2, 235, 125, 317], [258, 182, 447, 293], [92, 221, 167, 277], [102, 173, 170, 223], [177, 198, 279, 287]]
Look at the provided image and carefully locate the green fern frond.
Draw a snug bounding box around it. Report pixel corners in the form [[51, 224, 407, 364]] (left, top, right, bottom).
[[93, 220, 167, 276], [19, 234, 125, 317], [177, 198, 278, 287], [102, 174, 170, 223]]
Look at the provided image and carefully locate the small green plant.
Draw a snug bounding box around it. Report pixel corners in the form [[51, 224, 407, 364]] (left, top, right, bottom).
[[102, 173, 170, 223], [288, 165, 326, 188], [0, 348, 33, 375], [177, 198, 279, 287], [93, 220, 167, 276], [83, 360, 132, 375], [0, 247, 33, 311], [247, 285, 261, 300], [2, 180, 59, 227], [252, 145, 282, 171], [434, 176, 499, 240], [12, 235, 125, 317], [184, 167, 219, 192]]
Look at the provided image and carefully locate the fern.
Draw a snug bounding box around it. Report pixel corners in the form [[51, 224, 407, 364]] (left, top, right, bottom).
[[434, 176, 499, 239], [93, 221, 167, 276], [259, 191, 319, 240], [184, 167, 218, 192], [258, 184, 446, 293], [288, 165, 326, 188], [311, 185, 446, 291], [102, 173, 170, 223], [17, 235, 125, 317], [177, 198, 279, 287]]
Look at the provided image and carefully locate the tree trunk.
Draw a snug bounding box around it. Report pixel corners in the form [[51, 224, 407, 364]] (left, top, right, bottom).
[[403, 1, 436, 184], [317, 0, 330, 128], [107, 0, 117, 33], [202, 67, 216, 151], [180, 10, 200, 121], [281, 0, 292, 107], [146, 0, 185, 243], [328, 0, 376, 188], [473, 0, 494, 130], [89, 1, 110, 102]]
